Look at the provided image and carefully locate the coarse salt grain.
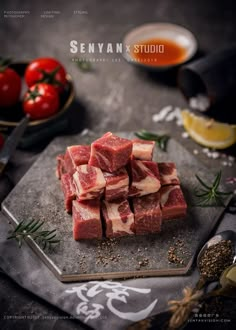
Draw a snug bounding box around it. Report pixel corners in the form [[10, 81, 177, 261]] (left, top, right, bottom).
[[189, 94, 210, 112], [206, 152, 212, 158], [211, 152, 220, 159], [193, 149, 199, 155], [152, 105, 173, 122], [176, 119, 183, 126], [222, 161, 228, 166], [228, 156, 235, 162], [152, 114, 160, 122], [166, 108, 183, 125], [175, 108, 183, 122], [165, 111, 176, 121], [202, 148, 209, 153], [81, 128, 89, 136], [152, 105, 183, 126], [182, 132, 189, 139]]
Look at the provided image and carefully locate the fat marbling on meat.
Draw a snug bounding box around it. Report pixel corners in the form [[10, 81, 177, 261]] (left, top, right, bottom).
[[64, 145, 91, 175], [73, 164, 106, 200], [132, 139, 155, 160], [61, 173, 76, 213], [56, 154, 66, 179], [160, 185, 187, 220], [103, 167, 129, 201], [158, 162, 180, 186], [102, 199, 135, 238], [132, 192, 162, 235], [129, 160, 161, 197]]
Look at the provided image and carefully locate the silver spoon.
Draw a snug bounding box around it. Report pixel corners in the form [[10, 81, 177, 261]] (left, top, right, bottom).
[[197, 230, 236, 266], [131, 231, 236, 329], [195, 230, 236, 290]]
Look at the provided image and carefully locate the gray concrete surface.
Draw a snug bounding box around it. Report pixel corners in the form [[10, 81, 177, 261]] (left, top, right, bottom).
[[1, 0, 235, 329]]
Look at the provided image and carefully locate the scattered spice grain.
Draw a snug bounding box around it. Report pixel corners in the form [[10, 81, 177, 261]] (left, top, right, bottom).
[[199, 240, 234, 280]]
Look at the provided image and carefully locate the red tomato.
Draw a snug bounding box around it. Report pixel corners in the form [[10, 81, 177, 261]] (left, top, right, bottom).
[[0, 67, 21, 107], [23, 83, 59, 120], [25, 58, 67, 93]]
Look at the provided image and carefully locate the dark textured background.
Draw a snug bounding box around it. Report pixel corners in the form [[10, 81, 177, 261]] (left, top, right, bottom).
[[1, 0, 236, 329]]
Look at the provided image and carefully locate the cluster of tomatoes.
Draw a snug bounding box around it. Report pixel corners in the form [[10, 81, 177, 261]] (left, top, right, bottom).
[[0, 57, 68, 120]]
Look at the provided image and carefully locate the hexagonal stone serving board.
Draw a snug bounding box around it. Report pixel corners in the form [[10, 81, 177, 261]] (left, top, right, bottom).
[[2, 132, 229, 282]]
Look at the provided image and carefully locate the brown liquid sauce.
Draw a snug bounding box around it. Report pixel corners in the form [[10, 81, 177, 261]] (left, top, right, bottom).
[[131, 38, 187, 66]]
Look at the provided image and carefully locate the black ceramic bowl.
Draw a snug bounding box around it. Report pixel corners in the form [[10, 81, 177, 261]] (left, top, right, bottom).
[[0, 62, 75, 134]]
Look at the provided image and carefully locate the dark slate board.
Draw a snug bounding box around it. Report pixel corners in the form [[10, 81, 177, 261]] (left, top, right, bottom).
[[2, 132, 229, 282]]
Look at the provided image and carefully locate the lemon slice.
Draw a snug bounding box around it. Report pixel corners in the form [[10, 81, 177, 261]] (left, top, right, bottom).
[[181, 110, 236, 149]]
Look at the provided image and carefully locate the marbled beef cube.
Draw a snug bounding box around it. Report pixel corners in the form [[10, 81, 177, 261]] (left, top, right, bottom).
[[61, 173, 76, 213], [160, 185, 187, 220], [103, 168, 129, 201], [64, 145, 91, 175], [72, 199, 102, 240], [132, 192, 162, 235], [56, 154, 66, 179], [102, 199, 135, 238], [132, 139, 155, 160], [129, 160, 161, 197], [73, 165, 106, 200], [89, 132, 132, 172], [158, 162, 180, 186]]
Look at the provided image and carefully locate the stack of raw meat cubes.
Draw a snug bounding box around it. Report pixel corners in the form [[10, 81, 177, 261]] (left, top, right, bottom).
[[56, 132, 187, 240]]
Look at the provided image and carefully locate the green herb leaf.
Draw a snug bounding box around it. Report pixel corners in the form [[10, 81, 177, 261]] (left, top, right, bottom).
[[0, 57, 12, 72], [195, 175, 211, 190], [135, 130, 170, 152], [7, 220, 60, 250], [37, 67, 63, 87], [194, 171, 232, 207], [76, 60, 92, 72]]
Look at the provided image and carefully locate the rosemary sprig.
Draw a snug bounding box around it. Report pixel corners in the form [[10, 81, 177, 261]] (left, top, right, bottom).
[[7, 220, 60, 250], [135, 130, 170, 152], [194, 171, 232, 207]]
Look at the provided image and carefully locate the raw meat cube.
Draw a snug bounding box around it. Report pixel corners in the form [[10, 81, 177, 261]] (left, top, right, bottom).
[[160, 185, 187, 220], [102, 199, 135, 238], [61, 173, 76, 213], [89, 132, 132, 172], [64, 145, 91, 175], [158, 162, 180, 186], [132, 192, 162, 235], [132, 139, 155, 160], [103, 168, 129, 201], [129, 160, 161, 197], [72, 199, 102, 240], [73, 165, 106, 200], [56, 154, 66, 179]]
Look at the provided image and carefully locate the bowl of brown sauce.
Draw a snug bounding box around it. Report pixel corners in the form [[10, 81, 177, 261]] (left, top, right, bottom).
[[122, 23, 197, 71]]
